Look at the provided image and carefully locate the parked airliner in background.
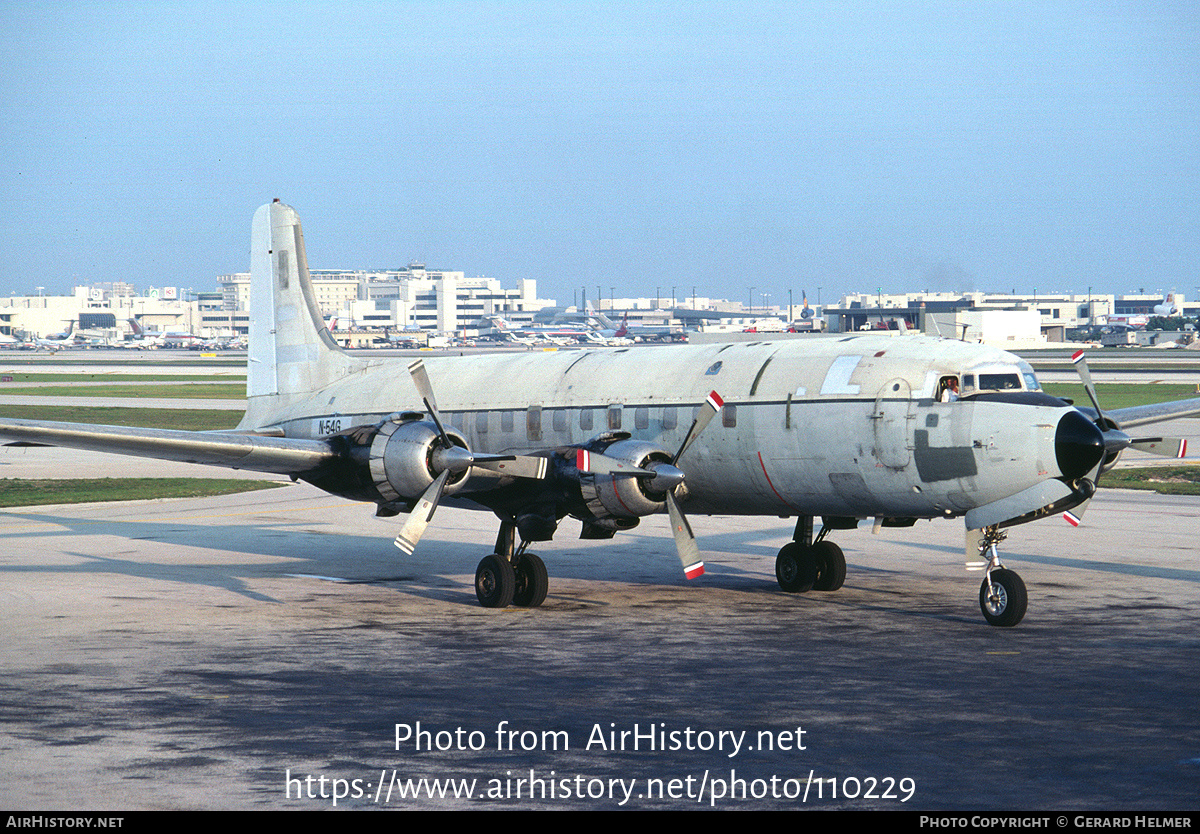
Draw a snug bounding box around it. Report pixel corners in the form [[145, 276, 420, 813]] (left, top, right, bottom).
[[3, 201, 1198, 626], [1153, 293, 1181, 317]]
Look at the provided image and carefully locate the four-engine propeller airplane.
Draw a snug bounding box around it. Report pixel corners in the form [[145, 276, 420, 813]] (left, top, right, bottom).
[[3, 200, 1199, 626]]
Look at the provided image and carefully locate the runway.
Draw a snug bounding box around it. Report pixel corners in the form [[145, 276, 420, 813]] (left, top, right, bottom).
[[1, 477, 1198, 810]]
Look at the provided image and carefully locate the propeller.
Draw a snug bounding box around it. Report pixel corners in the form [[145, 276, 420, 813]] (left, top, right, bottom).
[[576, 391, 723, 579], [1062, 350, 1188, 526], [393, 360, 548, 554]]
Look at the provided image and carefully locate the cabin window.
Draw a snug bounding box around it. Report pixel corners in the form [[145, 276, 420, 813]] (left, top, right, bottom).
[[501, 411, 514, 433], [607, 404, 622, 430], [552, 409, 568, 432], [662, 407, 677, 430], [475, 412, 488, 434], [527, 406, 542, 441], [580, 409, 594, 431], [635, 407, 649, 430], [722, 403, 737, 428]]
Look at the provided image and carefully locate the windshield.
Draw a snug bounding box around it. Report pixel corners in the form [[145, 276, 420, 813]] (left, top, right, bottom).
[[960, 360, 1042, 394]]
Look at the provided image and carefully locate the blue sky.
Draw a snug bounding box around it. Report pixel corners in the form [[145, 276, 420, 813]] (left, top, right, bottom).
[[1, 1, 1197, 307]]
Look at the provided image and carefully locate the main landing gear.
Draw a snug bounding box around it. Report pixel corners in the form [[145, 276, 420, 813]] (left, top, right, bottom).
[[475, 520, 549, 609], [775, 518, 1029, 627], [775, 517, 847, 595], [973, 527, 1027, 628]]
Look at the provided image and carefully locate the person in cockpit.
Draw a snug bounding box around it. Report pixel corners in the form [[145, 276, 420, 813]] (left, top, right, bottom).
[[939, 376, 960, 402]]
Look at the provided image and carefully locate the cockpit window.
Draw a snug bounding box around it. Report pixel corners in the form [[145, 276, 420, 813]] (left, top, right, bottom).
[[1017, 361, 1042, 391], [977, 373, 1022, 390]]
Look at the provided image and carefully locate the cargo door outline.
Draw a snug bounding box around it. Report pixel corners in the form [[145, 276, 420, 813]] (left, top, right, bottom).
[[873, 378, 914, 469]]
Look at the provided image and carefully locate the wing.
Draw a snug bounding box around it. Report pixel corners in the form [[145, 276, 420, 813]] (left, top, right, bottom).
[[0, 418, 336, 476], [1075, 397, 1200, 430]]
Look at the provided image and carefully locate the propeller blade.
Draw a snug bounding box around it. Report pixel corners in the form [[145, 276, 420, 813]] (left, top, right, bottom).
[[408, 359, 451, 448], [1062, 461, 1102, 527], [1070, 350, 1108, 427], [665, 489, 704, 579], [394, 470, 450, 555], [473, 455, 549, 480], [574, 448, 655, 478], [1129, 437, 1189, 458], [673, 391, 724, 463], [407, 358, 438, 412]]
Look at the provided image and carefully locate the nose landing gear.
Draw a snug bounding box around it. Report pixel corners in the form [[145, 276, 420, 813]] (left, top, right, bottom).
[[972, 527, 1028, 627]]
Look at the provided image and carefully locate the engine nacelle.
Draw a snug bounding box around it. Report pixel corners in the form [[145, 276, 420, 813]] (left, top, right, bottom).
[[578, 439, 674, 520], [369, 419, 471, 505]]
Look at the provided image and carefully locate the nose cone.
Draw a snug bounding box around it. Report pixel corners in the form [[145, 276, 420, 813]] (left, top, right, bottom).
[[1055, 410, 1104, 480]]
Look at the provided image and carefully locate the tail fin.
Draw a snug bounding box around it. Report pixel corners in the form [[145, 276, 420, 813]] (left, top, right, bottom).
[[239, 200, 360, 430]]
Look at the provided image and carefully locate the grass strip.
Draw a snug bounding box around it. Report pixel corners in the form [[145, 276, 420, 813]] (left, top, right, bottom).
[[0, 477, 286, 507], [1102, 466, 1200, 496], [1041, 383, 1200, 410], [9, 383, 245, 399], [0, 405, 240, 431], [0, 373, 244, 383]]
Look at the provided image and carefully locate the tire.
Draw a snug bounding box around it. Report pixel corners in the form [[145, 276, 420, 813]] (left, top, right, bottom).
[[475, 554, 516, 608], [979, 568, 1028, 627], [512, 552, 548, 608], [811, 540, 846, 592], [776, 542, 817, 593]]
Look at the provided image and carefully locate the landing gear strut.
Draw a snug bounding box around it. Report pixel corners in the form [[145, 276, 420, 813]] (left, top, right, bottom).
[[974, 527, 1027, 627], [775, 517, 846, 594], [475, 519, 549, 609]]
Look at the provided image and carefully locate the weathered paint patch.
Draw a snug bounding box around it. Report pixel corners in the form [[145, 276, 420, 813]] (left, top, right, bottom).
[[820, 355, 862, 395], [914, 429, 979, 482]]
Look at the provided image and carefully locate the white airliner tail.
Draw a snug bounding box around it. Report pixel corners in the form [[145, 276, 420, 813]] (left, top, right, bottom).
[[239, 200, 361, 430]]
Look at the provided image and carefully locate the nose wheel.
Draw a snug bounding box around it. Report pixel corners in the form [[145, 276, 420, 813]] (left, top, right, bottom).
[[979, 568, 1027, 627], [973, 527, 1028, 627]]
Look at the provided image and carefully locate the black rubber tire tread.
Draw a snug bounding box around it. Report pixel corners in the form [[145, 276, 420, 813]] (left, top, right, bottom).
[[476, 554, 516, 608], [512, 552, 548, 608]]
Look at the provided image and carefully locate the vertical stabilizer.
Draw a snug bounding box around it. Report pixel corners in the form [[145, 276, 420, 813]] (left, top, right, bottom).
[[239, 200, 360, 430]]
